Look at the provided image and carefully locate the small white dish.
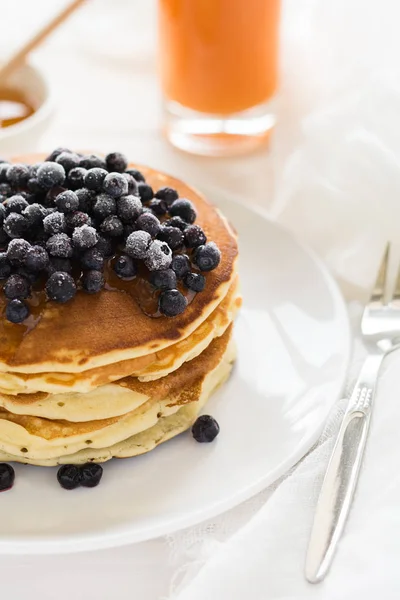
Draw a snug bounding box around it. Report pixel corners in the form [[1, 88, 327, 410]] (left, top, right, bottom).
[[0, 191, 351, 554], [0, 61, 53, 156]]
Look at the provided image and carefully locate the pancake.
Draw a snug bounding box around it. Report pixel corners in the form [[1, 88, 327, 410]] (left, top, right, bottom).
[[0, 157, 238, 374], [0, 326, 234, 462]]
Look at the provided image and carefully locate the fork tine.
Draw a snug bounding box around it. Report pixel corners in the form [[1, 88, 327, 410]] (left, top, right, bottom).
[[371, 242, 390, 303]]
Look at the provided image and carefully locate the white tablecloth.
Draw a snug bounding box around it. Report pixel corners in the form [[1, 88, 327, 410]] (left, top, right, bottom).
[[2, 1, 400, 598]]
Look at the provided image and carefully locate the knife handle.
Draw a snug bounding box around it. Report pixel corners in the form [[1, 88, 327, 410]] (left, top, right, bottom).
[[305, 353, 384, 583]]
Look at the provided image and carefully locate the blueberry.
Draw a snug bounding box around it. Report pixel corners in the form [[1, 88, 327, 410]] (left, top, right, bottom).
[[72, 224, 98, 250], [3, 194, 29, 215], [95, 235, 114, 258], [55, 152, 80, 173], [123, 173, 137, 195], [6, 164, 30, 187], [100, 215, 123, 237], [26, 177, 45, 194], [148, 198, 167, 216], [25, 245, 49, 271], [105, 152, 128, 173], [137, 182, 153, 202], [80, 463, 103, 488], [125, 168, 145, 183], [184, 272, 206, 292], [57, 464, 81, 490], [82, 270, 104, 294], [92, 193, 116, 219], [150, 268, 177, 290], [3, 213, 27, 238], [6, 239, 31, 265], [167, 216, 187, 231], [22, 203, 46, 228], [43, 211, 66, 235], [79, 154, 106, 170], [125, 230, 151, 259], [81, 247, 104, 271], [159, 289, 187, 317], [103, 173, 128, 198], [155, 187, 179, 206], [46, 271, 76, 303], [193, 242, 221, 271], [171, 254, 191, 279], [46, 233, 73, 258], [192, 415, 220, 443], [113, 254, 137, 279], [136, 212, 160, 237], [184, 225, 207, 248], [47, 257, 72, 275], [65, 211, 91, 230], [45, 147, 72, 162], [144, 240, 172, 271], [45, 185, 67, 207], [0, 463, 15, 490], [0, 164, 10, 183], [55, 190, 79, 214], [6, 299, 29, 323], [85, 168, 108, 191], [158, 225, 184, 250], [75, 188, 95, 213], [169, 198, 197, 224], [37, 162, 66, 189], [0, 182, 12, 196], [0, 253, 11, 279], [4, 274, 30, 299], [66, 167, 87, 190], [117, 194, 142, 223]]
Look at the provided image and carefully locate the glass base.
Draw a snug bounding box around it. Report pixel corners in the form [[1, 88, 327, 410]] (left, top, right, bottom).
[[163, 99, 276, 157]]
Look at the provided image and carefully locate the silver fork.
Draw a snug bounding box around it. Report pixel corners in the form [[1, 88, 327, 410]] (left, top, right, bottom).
[[305, 243, 400, 583]]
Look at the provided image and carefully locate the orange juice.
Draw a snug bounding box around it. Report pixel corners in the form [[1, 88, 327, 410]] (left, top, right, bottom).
[[159, 0, 280, 115]]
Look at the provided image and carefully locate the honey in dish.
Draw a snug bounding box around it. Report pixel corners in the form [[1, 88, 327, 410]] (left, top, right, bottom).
[[0, 88, 35, 129]]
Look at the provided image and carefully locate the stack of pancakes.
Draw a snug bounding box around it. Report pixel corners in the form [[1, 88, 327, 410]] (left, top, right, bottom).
[[0, 162, 240, 466]]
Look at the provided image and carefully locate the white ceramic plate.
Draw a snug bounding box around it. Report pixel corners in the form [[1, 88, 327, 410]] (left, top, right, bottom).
[[0, 192, 350, 555]]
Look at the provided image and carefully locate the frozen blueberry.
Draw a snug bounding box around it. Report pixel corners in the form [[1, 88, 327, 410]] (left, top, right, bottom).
[[6, 164, 30, 187], [4, 274, 30, 299], [171, 254, 191, 279], [105, 152, 128, 173], [6, 239, 31, 265], [117, 194, 142, 223], [193, 242, 221, 272], [55, 152, 80, 173], [37, 162, 66, 189], [0, 182, 12, 197], [92, 193, 116, 219], [85, 168, 108, 191], [103, 173, 128, 198], [3, 213, 28, 238], [136, 212, 160, 237], [46, 233, 73, 258], [47, 257, 72, 275], [184, 272, 206, 292], [113, 254, 137, 279], [155, 187, 179, 206], [0, 253, 11, 279], [5, 299, 29, 324], [79, 154, 106, 170], [81, 247, 104, 271], [144, 240, 172, 271], [169, 198, 197, 224], [148, 198, 167, 216], [0, 163, 10, 183], [22, 203, 46, 228], [123, 173, 137, 195], [159, 289, 187, 317], [55, 190, 79, 214], [137, 182, 153, 203], [46, 271, 76, 303], [158, 225, 184, 250], [95, 235, 113, 258], [184, 224, 207, 248], [72, 224, 98, 250], [45, 147, 71, 162], [3, 194, 29, 215], [82, 270, 104, 294], [26, 177, 44, 194], [80, 463, 103, 488], [125, 168, 145, 183], [57, 464, 81, 490], [150, 268, 177, 290], [76, 188, 95, 213], [66, 167, 87, 190], [192, 415, 220, 443], [125, 230, 151, 259], [43, 211, 66, 235], [65, 211, 91, 230], [45, 185, 67, 207], [0, 463, 15, 491], [99, 215, 123, 237], [25, 245, 49, 271]]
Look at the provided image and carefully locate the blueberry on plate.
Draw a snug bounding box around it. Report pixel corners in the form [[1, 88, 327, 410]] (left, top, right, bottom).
[[81, 248, 105, 271], [168, 198, 197, 224], [3, 213, 28, 239], [137, 182, 154, 203], [114, 254, 137, 279], [95, 235, 114, 258], [92, 193, 116, 219], [55, 190, 79, 214], [184, 272, 206, 292], [45, 147, 72, 162], [6, 299, 29, 323], [46, 271, 76, 303], [66, 211, 91, 230], [22, 203, 47, 228], [167, 216, 188, 231], [192, 415, 220, 443], [148, 198, 167, 216], [117, 195, 142, 223], [150, 268, 177, 290], [43, 211, 66, 235], [72, 224, 98, 251], [136, 212, 160, 237], [154, 187, 179, 206], [3, 194, 29, 215], [66, 167, 87, 190], [46, 233, 73, 258], [105, 152, 128, 173], [125, 168, 145, 183], [123, 172, 138, 195], [6, 163, 30, 187], [75, 188, 95, 213], [171, 254, 191, 279], [158, 225, 184, 251], [84, 168, 108, 191], [144, 240, 172, 271], [0, 463, 15, 491], [193, 242, 221, 272], [125, 230, 151, 259], [4, 274, 30, 300], [80, 463, 103, 488], [6, 239, 31, 266], [55, 151, 80, 173], [82, 270, 104, 294], [102, 173, 129, 198], [99, 215, 124, 237], [25, 246, 49, 272], [37, 162, 66, 189], [57, 464, 81, 490], [79, 154, 106, 170], [184, 224, 207, 248], [159, 289, 187, 317]]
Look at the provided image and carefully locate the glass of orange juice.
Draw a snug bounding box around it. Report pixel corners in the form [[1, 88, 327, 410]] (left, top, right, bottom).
[[158, 0, 280, 156]]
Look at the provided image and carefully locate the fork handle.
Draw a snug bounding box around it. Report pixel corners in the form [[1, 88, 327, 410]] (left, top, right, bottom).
[[305, 353, 384, 583]]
